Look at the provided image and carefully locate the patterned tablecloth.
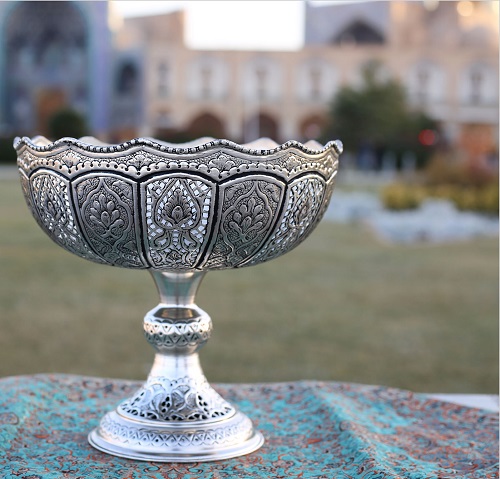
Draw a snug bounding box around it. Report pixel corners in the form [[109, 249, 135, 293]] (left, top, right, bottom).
[[0, 374, 498, 479]]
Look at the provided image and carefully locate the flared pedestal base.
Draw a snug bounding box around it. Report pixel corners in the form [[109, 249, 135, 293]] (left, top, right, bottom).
[[88, 409, 264, 462]]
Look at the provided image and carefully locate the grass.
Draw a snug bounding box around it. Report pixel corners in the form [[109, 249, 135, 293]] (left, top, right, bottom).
[[0, 178, 498, 393]]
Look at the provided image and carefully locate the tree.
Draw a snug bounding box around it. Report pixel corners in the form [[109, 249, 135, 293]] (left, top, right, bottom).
[[321, 62, 438, 168], [48, 108, 88, 140]]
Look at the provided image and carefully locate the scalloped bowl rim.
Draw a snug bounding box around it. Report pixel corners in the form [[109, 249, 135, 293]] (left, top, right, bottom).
[[14, 136, 343, 157]]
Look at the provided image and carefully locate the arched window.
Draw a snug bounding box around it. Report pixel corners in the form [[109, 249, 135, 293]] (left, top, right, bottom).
[[244, 112, 279, 141], [255, 67, 268, 100], [407, 61, 445, 104], [351, 60, 391, 88], [459, 63, 497, 105], [157, 62, 169, 98], [333, 20, 385, 45], [470, 69, 484, 104], [296, 59, 336, 102], [200, 65, 213, 99], [116, 62, 138, 95], [309, 68, 322, 99], [186, 112, 226, 139], [243, 57, 282, 102], [186, 56, 228, 101], [299, 115, 327, 140]]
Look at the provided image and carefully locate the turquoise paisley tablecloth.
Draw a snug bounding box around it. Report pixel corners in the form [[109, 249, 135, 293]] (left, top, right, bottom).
[[0, 374, 497, 478]]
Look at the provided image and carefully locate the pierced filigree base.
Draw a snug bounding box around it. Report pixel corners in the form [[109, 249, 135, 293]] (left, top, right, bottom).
[[89, 371, 265, 462], [88, 409, 264, 462]]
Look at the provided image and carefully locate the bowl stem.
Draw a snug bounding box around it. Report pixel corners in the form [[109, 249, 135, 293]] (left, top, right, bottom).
[[88, 270, 264, 462]]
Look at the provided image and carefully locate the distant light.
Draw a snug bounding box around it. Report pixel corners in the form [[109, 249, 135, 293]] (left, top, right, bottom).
[[418, 129, 438, 146], [423, 0, 439, 12], [457, 1, 474, 17], [492, 1, 499, 16]]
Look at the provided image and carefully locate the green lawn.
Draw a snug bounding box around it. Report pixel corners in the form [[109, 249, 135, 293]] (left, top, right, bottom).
[[0, 178, 498, 393]]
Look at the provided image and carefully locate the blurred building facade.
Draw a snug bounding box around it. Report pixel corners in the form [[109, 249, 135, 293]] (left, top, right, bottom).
[[0, 0, 141, 139], [129, 1, 498, 162], [0, 0, 498, 165]]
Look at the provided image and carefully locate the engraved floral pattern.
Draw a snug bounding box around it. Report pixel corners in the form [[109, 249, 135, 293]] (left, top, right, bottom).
[[89, 193, 125, 239], [229, 198, 265, 241], [208, 153, 236, 171], [19, 171, 38, 223], [203, 179, 284, 269], [247, 175, 325, 266], [29, 171, 104, 264], [161, 189, 192, 226], [76, 177, 145, 268], [120, 377, 234, 422], [143, 176, 214, 269]]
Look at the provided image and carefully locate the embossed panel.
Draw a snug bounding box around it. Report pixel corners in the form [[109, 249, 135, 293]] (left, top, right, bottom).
[[142, 175, 215, 270], [308, 176, 336, 233], [74, 175, 146, 268], [203, 177, 284, 269], [244, 175, 325, 266], [19, 170, 40, 228], [29, 170, 105, 264]]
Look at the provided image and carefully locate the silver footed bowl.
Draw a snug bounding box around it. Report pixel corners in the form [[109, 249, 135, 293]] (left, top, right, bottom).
[[15, 136, 342, 462]]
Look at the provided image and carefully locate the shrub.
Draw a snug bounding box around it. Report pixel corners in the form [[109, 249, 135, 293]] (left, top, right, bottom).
[[381, 151, 500, 215], [48, 108, 88, 140], [479, 185, 500, 214], [0, 135, 17, 164], [382, 183, 425, 210], [381, 182, 499, 215], [424, 152, 498, 188]]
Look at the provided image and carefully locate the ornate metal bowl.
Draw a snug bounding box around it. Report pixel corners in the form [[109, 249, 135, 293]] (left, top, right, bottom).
[[15, 136, 341, 462]]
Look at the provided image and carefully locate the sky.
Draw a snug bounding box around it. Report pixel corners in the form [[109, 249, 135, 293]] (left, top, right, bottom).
[[112, 1, 500, 49], [111, 1, 310, 50]]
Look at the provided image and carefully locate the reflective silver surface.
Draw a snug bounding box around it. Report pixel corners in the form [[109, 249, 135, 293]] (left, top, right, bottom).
[[16, 136, 341, 462]]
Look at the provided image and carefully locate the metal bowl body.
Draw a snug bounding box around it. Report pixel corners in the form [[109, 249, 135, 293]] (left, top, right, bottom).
[[16, 137, 341, 272]]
